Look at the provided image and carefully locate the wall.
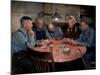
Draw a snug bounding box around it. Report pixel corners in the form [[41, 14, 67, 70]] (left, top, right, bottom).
[[11, 1, 43, 32], [43, 3, 80, 24], [11, 1, 80, 32]]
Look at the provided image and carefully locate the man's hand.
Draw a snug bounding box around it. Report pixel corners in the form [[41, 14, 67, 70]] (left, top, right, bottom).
[[39, 39, 50, 46], [63, 38, 72, 43], [71, 40, 79, 45], [28, 30, 35, 38]]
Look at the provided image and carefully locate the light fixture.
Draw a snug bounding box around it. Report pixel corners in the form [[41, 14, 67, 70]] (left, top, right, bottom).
[[37, 4, 62, 21], [51, 8, 62, 21], [54, 18, 59, 21]]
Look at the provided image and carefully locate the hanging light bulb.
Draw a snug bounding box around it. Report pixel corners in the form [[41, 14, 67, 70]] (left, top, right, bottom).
[[51, 8, 62, 21], [54, 18, 59, 21]]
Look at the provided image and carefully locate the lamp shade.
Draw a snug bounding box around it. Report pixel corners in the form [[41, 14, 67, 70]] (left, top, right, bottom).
[[51, 12, 62, 20]]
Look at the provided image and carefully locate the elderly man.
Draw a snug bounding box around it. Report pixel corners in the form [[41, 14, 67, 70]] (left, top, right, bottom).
[[32, 17, 48, 40], [71, 20, 96, 63], [46, 22, 63, 40], [11, 16, 36, 74]]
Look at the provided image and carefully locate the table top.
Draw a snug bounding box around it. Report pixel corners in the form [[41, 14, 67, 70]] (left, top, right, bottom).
[[32, 40, 86, 63]]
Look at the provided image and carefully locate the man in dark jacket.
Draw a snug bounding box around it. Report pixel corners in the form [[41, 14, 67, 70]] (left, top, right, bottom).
[[32, 18, 48, 40]]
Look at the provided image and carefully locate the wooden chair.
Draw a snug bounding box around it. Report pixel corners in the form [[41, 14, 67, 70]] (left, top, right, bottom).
[[31, 56, 55, 73], [30, 49, 55, 73]]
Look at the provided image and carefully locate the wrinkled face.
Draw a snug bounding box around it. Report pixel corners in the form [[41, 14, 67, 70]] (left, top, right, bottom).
[[23, 20, 33, 31], [36, 19, 44, 28], [80, 22, 88, 31], [48, 23, 55, 32], [67, 19, 75, 28]]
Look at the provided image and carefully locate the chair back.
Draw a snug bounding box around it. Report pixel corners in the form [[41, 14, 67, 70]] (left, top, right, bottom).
[[30, 50, 55, 73]]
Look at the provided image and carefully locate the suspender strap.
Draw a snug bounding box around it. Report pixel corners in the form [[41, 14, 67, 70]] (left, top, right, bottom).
[[17, 30, 26, 38]]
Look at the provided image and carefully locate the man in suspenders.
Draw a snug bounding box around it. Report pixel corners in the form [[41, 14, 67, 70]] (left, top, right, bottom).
[[11, 16, 36, 74]]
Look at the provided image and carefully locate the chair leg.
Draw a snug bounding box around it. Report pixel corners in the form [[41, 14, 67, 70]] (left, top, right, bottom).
[[81, 57, 88, 69]]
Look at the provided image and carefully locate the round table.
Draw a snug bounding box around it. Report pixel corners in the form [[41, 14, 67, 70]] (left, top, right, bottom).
[[32, 40, 86, 63]]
